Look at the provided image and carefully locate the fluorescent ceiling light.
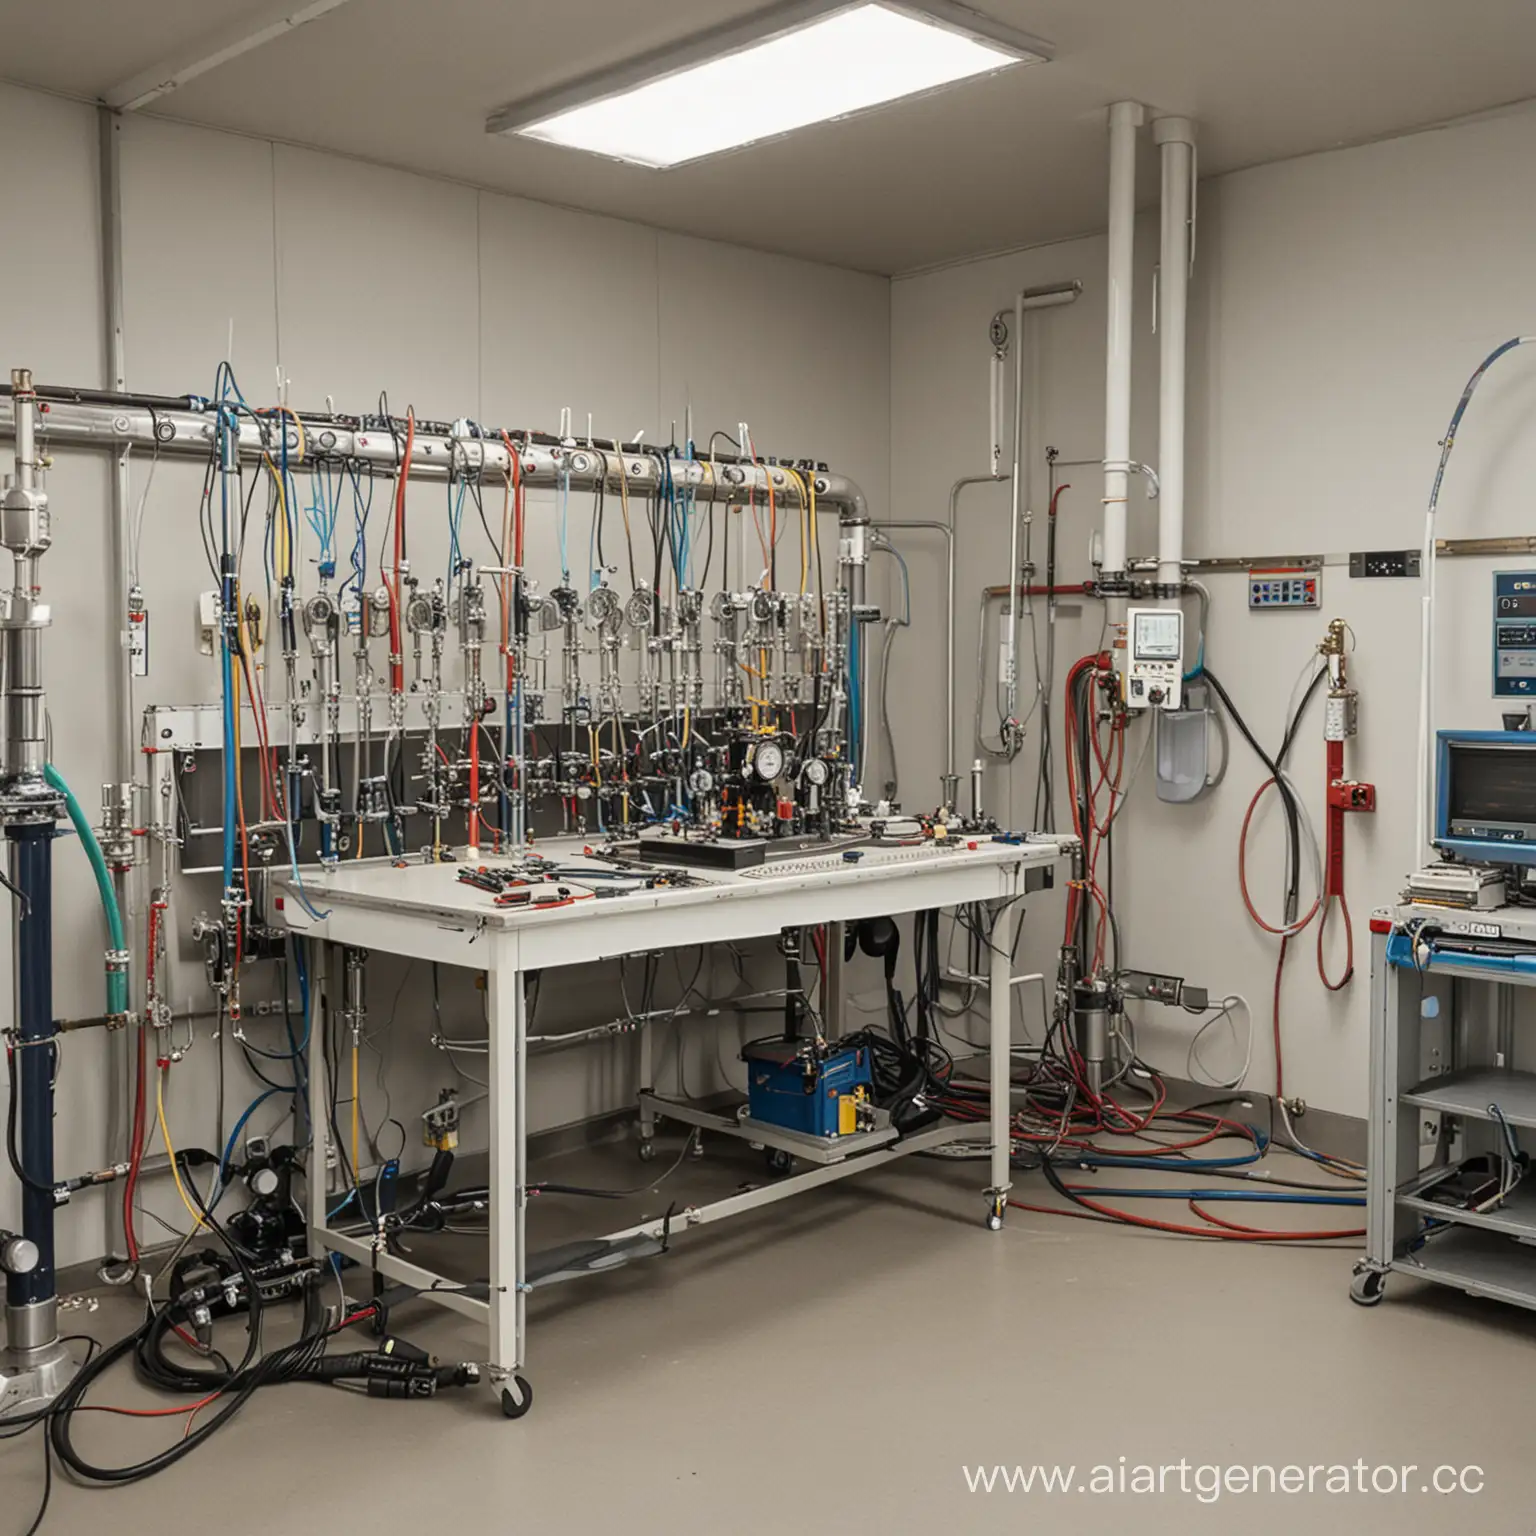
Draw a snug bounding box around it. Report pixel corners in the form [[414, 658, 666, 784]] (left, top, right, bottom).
[[490, 3, 1047, 169]]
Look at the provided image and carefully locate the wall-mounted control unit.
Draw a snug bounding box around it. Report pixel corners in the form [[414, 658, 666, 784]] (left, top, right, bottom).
[[1494, 572, 1536, 697], [1248, 567, 1319, 610], [1124, 608, 1184, 711]]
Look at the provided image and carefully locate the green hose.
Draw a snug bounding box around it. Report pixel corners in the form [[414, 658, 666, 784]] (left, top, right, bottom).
[[45, 764, 129, 1017]]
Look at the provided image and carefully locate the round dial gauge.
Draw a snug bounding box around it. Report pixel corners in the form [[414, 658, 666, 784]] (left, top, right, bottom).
[[802, 757, 829, 787], [753, 741, 785, 781], [587, 586, 618, 626]]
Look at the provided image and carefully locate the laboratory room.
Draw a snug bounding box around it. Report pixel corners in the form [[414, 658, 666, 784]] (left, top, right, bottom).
[[1, 1, 1535, 1531]]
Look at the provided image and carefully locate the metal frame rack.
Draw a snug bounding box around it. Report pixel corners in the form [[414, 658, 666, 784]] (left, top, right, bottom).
[[1356, 901, 1536, 1310], [0, 363, 928, 1420]]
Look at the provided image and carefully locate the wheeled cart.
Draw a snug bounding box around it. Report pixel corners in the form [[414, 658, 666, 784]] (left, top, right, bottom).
[[1357, 900, 1536, 1311]]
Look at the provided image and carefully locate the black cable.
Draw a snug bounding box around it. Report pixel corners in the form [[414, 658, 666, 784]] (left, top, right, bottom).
[[50, 1210, 269, 1484], [1201, 666, 1303, 913], [1074, 664, 1095, 963], [593, 472, 607, 573], [5, 1039, 57, 1199], [529, 1128, 698, 1199], [1278, 665, 1329, 767]]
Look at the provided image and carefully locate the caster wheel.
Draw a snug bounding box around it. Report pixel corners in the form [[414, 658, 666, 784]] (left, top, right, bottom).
[[986, 1212, 1004, 1232], [500, 1376, 534, 1419], [637, 1139, 656, 1163], [765, 1148, 793, 1178], [1349, 1269, 1385, 1307]]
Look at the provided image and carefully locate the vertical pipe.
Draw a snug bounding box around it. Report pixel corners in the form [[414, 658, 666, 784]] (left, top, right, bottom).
[[305, 938, 328, 1226], [824, 921, 845, 1038], [987, 894, 1015, 1217], [98, 103, 134, 1266], [1101, 101, 1144, 588], [1003, 292, 1025, 744], [99, 109, 133, 782], [1154, 116, 1196, 593], [6, 826, 55, 1322]]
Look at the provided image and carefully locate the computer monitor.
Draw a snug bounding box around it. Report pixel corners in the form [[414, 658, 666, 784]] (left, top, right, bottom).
[[1436, 729, 1536, 867]]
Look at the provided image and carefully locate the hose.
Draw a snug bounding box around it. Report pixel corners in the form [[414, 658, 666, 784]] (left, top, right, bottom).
[[45, 763, 127, 1016]]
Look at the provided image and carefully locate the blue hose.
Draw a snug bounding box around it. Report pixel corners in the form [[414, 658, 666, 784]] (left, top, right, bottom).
[[218, 1087, 286, 1193], [1072, 1186, 1363, 1207]]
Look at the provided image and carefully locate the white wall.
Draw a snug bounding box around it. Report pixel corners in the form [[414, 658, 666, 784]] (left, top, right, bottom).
[[890, 103, 1536, 1118], [0, 82, 890, 1267]]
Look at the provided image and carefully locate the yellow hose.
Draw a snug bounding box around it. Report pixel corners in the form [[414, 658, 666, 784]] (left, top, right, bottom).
[[159, 1069, 207, 1233], [350, 1035, 361, 1184]]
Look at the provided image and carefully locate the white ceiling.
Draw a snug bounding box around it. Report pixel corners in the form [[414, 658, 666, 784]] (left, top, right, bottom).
[[8, 0, 1536, 274]]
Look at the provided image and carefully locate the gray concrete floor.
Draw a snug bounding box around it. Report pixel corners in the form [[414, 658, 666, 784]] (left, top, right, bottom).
[[11, 1134, 1536, 1535]]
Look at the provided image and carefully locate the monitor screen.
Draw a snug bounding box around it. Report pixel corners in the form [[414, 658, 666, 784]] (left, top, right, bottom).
[[1132, 611, 1181, 661], [1445, 741, 1536, 838]]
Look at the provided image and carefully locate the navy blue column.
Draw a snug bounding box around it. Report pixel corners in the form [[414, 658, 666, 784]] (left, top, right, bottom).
[[7, 822, 54, 1310]]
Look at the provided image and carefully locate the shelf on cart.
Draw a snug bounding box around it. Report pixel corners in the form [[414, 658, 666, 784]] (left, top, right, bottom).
[[1401, 1066, 1536, 1129], [1393, 1225, 1536, 1310], [1398, 1170, 1536, 1240]]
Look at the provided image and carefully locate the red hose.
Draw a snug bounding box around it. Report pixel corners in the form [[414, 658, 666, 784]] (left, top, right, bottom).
[[1316, 893, 1354, 990], [1237, 777, 1322, 936], [469, 719, 481, 851], [1014, 1188, 1362, 1242], [124, 900, 166, 1266]]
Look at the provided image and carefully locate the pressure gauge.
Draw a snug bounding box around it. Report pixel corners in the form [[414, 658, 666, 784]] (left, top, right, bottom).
[[367, 587, 392, 637], [248, 1166, 281, 1199], [802, 757, 829, 787], [753, 741, 785, 782], [303, 593, 336, 633], [750, 589, 775, 625], [587, 586, 619, 628], [405, 593, 435, 632], [688, 767, 714, 796], [625, 589, 654, 630]]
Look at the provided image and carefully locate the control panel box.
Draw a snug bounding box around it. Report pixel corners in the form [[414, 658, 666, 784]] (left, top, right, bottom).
[[1248, 567, 1319, 610], [1494, 572, 1536, 697], [1124, 608, 1184, 711]]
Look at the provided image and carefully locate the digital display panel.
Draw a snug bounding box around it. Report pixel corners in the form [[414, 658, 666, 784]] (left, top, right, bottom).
[[1132, 610, 1182, 661]]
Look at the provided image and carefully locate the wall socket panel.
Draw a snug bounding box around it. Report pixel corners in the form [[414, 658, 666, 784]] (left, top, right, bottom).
[[1349, 549, 1422, 578]]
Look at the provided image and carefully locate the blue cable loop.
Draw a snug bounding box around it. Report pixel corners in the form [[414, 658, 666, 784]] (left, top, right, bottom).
[[217, 1087, 286, 1196]]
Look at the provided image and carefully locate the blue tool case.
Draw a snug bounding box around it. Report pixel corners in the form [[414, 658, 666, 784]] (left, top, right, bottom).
[[741, 1040, 873, 1138]]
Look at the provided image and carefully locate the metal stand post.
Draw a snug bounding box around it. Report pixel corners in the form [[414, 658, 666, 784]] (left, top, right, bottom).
[[0, 820, 72, 1414], [0, 369, 75, 1413]]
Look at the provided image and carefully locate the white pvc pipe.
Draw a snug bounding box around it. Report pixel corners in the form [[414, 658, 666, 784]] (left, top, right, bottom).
[[1154, 116, 1195, 592], [1413, 336, 1536, 864], [1004, 291, 1025, 734], [1102, 101, 1144, 585]]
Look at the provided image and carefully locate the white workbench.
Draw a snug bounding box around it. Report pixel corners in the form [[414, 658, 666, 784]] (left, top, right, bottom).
[[281, 831, 1071, 1414]]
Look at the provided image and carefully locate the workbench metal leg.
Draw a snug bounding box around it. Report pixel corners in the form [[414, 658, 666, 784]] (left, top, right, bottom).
[[637, 974, 656, 1158], [306, 937, 329, 1242], [487, 948, 530, 1415], [824, 921, 845, 1037], [986, 896, 1015, 1229]]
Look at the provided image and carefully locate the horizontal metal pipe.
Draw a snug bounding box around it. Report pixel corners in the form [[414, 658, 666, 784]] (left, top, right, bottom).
[[0, 393, 867, 520], [984, 583, 1094, 599], [1436, 536, 1536, 558]]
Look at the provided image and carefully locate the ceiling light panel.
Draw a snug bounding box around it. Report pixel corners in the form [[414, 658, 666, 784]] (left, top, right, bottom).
[[502, 4, 1040, 169]]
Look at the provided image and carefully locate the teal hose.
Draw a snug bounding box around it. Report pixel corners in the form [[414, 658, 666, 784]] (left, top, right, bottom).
[[44, 764, 128, 1016]]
